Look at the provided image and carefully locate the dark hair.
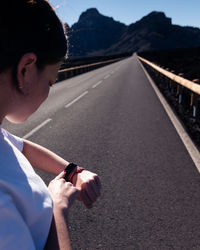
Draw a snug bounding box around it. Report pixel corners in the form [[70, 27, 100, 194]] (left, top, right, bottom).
[[0, 0, 67, 73]]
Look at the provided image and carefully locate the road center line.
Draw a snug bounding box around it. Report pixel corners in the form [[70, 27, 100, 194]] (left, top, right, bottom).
[[104, 74, 110, 80], [65, 91, 88, 109], [23, 118, 52, 139], [139, 58, 200, 173], [92, 80, 103, 89]]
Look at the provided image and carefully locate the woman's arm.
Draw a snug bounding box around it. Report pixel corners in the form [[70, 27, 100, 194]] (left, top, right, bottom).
[[22, 139, 69, 174], [45, 212, 71, 250], [45, 171, 79, 250], [22, 139, 101, 208]]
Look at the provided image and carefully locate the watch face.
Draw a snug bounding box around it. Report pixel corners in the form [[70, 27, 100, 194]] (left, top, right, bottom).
[[64, 163, 77, 181]]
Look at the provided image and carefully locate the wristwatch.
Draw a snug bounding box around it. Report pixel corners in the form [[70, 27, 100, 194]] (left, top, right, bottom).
[[64, 162, 85, 182]]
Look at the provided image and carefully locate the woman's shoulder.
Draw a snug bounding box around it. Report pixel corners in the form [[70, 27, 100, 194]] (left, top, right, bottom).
[[0, 130, 32, 185], [1, 128, 24, 152]]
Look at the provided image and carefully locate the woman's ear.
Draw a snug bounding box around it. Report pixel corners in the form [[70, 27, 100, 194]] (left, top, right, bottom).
[[17, 53, 37, 95]]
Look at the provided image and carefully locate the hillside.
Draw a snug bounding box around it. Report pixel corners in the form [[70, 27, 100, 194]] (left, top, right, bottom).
[[106, 12, 200, 54]]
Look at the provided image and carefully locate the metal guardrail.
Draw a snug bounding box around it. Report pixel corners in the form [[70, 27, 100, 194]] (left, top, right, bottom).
[[138, 56, 200, 95], [57, 58, 122, 81], [138, 56, 200, 117]]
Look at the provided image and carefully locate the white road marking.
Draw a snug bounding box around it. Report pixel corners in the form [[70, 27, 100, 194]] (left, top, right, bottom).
[[65, 91, 88, 108], [23, 119, 52, 139], [104, 74, 110, 80], [139, 59, 200, 173], [92, 80, 103, 89]]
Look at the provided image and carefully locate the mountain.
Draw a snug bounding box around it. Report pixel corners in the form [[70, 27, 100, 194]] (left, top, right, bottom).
[[106, 11, 200, 54], [68, 8, 126, 57], [67, 9, 200, 57]]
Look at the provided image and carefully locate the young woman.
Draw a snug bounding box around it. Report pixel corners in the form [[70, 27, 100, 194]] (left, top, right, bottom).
[[0, 1, 101, 249]]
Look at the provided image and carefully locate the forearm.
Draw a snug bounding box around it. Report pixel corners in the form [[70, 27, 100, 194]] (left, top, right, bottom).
[[22, 139, 101, 209], [45, 209, 71, 250], [22, 139, 68, 175]]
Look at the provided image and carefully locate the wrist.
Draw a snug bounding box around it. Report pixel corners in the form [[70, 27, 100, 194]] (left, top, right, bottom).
[[53, 202, 69, 215]]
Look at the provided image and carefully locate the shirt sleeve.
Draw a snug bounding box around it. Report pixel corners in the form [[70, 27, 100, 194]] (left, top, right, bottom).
[[1, 129, 24, 152], [0, 191, 35, 250]]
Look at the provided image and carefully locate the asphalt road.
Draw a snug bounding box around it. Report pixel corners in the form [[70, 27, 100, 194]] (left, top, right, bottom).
[[3, 55, 200, 249]]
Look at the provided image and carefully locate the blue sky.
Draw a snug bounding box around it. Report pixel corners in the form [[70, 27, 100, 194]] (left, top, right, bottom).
[[49, 0, 200, 28]]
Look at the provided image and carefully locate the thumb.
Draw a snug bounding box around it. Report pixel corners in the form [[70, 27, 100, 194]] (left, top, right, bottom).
[[55, 170, 66, 180]]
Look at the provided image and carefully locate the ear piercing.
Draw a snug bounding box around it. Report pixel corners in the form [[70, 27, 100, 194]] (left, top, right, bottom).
[[18, 84, 23, 89]]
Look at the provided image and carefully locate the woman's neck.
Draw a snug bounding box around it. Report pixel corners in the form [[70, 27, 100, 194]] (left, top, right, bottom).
[[0, 70, 14, 125]]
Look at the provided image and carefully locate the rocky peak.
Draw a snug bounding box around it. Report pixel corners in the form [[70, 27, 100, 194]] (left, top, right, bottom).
[[74, 8, 103, 28], [72, 8, 124, 30], [127, 11, 172, 35], [79, 8, 100, 21], [139, 11, 172, 27], [69, 8, 126, 57]]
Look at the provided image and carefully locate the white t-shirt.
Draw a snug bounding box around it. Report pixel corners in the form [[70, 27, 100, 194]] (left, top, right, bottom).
[[0, 126, 53, 250]]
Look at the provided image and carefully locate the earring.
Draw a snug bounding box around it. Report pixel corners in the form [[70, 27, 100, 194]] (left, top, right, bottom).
[[18, 84, 23, 89]]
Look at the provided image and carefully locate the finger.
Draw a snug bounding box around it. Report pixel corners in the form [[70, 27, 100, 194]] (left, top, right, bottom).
[[72, 186, 80, 196], [85, 182, 98, 202], [91, 180, 101, 197], [81, 190, 93, 209], [87, 181, 101, 201], [69, 186, 80, 199], [76, 192, 82, 201], [54, 170, 66, 180], [94, 176, 102, 189], [64, 183, 79, 197]]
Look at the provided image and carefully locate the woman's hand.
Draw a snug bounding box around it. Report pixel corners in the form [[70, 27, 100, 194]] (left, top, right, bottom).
[[48, 171, 79, 211], [71, 170, 101, 209], [46, 171, 79, 250]]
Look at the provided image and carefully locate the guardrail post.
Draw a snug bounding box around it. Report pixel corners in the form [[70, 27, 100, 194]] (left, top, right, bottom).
[[170, 70, 175, 94], [191, 79, 200, 118], [169, 79, 172, 90], [177, 85, 183, 104], [190, 93, 198, 117], [164, 69, 170, 90], [190, 93, 197, 117], [177, 74, 184, 104]]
